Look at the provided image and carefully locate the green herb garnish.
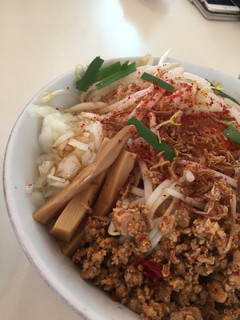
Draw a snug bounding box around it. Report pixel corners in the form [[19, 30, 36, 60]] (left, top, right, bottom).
[[95, 61, 121, 82], [120, 60, 129, 69], [212, 87, 240, 106], [76, 56, 104, 92], [76, 58, 136, 92], [208, 80, 240, 106], [141, 72, 175, 92], [224, 124, 240, 144], [96, 62, 136, 90], [127, 116, 175, 161]]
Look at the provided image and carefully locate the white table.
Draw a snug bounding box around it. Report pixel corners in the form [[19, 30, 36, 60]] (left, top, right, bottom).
[[1, 1, 240, 319]]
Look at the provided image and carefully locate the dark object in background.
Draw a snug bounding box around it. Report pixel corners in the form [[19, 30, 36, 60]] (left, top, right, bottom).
[[201, 0, 239, 14], [189, 0, 240, 20]]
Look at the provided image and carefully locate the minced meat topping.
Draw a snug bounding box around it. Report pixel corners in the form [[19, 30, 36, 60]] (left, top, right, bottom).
[[72, 111, 240, 320], [73, 209, 240, 319]]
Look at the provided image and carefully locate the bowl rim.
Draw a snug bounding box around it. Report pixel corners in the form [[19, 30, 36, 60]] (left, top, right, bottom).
[[2, 69, 94, 320]]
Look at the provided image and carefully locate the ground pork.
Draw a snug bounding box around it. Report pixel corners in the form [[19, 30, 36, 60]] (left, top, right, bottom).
[[72, 211, 240, 319], [170, 306, 203, 320], [71, 111, 240, 320]]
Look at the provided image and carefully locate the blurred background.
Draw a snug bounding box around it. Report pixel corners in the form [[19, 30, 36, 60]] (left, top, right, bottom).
[[1, 1, 240, 319]]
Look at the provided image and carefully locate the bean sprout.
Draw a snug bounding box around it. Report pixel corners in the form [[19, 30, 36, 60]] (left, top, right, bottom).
[[39, 89, 80, 104]]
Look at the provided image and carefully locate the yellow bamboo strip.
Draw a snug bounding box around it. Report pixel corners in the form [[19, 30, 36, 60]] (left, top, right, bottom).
[[50, 172, 105, 241], [33, 125, 133, 224], [58, 216, 88, 256], [92, 149, 136, 217]]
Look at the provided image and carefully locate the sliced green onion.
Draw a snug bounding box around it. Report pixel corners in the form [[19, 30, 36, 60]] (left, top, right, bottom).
[[95, 62, 121, 81], [127, 116, 175, 161], [141, 72, 175, 92], [76, 56, 104, 92], [96, 62, 137, 90], [212, 87, 240, 106], [224, 124, 240, 144], [120, 60, 129, 69]]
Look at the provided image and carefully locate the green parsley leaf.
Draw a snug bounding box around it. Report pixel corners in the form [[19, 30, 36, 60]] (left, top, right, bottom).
[[127, 116, 175, 161], [141, 72, 175, 92], [95, 62, 121, 82], [212, 88, 240, 106], [224, 124, 240, 144], [96, 62, 136, 90], [76, 56, 104, 92]]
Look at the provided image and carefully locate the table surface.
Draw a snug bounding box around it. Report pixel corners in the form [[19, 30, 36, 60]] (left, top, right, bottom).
[[1, 1, 240, 319]]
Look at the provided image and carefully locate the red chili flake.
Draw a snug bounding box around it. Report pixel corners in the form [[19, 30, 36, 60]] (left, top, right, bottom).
[[111, 290, 119, 302], [178, 112, 238, 151], [201, 246, 207, 252], [117, 211, 121, 216], [118, 139, 122, 143], [28, 184, 32, 187], [214, 287, 219, 294], [133, 259, 167, 285], [215, 207, 220, 213], [191, 256, 196, 260]]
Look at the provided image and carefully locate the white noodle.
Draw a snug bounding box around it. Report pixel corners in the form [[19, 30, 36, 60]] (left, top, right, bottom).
[[162, 67, 184, 82], [179, 160, 237, 188], [101, 84, 154, 115], [150, 193, 171, 217], [166, 188, 203, 209], [183, 72, 210, 89], [80, 112, 100, 120], [158, 48, 172, 65], [127, 90, 162, 121], [183, 169, 195, 182], [146, 178, 175, 210], [65, 102, 107, 113], [148, 232, 163, 255], [129, 186, 145, 197], [164, 198, 178, 216], [131, 197, 145, 205], [39, 89, 80, 104]]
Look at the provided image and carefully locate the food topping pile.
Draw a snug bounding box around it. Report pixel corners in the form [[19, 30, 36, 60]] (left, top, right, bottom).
[[30, 52, 240, 320]]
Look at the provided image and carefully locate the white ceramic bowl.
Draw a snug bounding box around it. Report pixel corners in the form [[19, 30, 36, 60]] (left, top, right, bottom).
[[3, 57, 240, 320]]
